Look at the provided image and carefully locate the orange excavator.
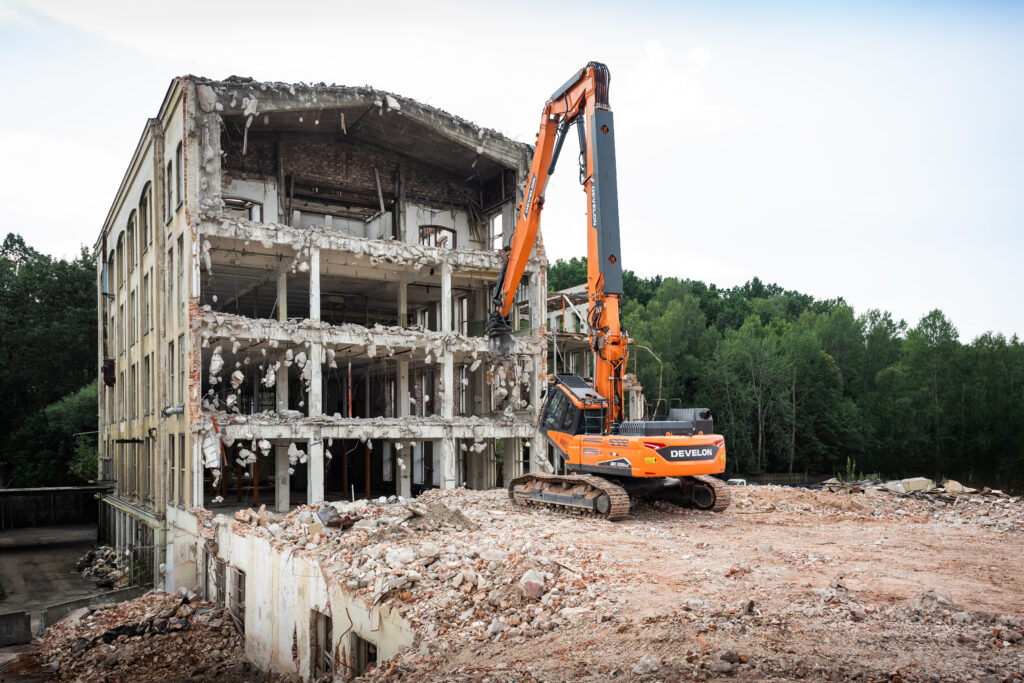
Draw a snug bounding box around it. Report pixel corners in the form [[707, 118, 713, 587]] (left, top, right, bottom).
[[488, 62, 730, 520]]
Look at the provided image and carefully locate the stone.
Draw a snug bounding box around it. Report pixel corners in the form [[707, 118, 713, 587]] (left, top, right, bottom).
[[520, 569, 545, 598], [486, 619, 507, 636], [632, 655, 661, 675], [386, 547, 416, 567], [721, 649, 740, 664], [708, 660, 734, 673]]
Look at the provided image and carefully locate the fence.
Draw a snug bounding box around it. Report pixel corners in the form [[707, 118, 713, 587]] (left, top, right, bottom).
[[0, 486, 112, 530]]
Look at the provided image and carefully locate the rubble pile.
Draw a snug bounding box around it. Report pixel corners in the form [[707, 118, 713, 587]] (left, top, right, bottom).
[[37, 590, 257, 682], [729, 483, 1024, 533], [195, 484, 1024, 681], [214, 489, 623, 667], [76, 546, 131, 589]]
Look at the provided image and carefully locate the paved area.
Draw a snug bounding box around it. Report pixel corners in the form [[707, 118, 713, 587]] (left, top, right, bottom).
[[0, 525, 99, 633]]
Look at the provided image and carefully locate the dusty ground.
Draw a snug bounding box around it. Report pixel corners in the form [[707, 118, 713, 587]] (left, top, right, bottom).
[[377, 486, 1024, 682]]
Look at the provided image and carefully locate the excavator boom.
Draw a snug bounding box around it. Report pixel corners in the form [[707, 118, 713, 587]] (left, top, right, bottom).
[[489, 62, 628, 427]]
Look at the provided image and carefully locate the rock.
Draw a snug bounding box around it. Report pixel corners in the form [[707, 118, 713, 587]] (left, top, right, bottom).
[[480, 549, 508, 564], [353, 519, 378, 530], [386, 547, 416, 567], [486, 619, 507, 636], [708, 660, 734, 673], [519, 569, 545, 598], [418, 543, 439, 560], [721, 649, 740, 664], [560, 607, 593, 623], [632, 655, 661, 675], [307, 522, 323, 536], [756, 544, 774, 552], [508, 627, 524, 638]]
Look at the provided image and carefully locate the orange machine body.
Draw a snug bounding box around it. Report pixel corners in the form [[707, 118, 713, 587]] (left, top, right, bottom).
[[541, 380, 726, 480]]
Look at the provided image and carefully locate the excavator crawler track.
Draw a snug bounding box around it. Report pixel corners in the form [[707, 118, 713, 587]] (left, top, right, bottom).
[[654, 474, 732, 512], [508, 473, 631, 521]]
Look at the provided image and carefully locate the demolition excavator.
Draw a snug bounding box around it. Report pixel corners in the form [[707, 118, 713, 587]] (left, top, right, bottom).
[[487, 62, 730, 520]]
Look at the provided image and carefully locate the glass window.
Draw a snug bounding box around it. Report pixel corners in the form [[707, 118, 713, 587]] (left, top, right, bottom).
[[178, 433, 185, 506], [178, 334, 185, 404], [175, 143, 184, 209]]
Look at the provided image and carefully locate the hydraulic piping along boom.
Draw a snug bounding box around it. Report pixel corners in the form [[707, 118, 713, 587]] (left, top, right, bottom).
[[487, 62, 628, 430]]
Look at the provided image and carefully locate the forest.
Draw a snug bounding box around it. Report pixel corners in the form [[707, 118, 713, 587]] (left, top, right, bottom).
[[1, 234, 1021, 490], [549, 256, 1024, 489]]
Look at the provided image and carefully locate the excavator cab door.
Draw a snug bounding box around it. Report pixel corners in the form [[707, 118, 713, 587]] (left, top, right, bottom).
[[541, 385, 581, 436]]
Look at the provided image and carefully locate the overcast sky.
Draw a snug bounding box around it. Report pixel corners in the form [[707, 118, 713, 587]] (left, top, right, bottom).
[[1, 0, 1022, 341]]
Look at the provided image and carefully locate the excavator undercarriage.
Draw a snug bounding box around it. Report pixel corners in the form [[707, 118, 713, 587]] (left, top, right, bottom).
[[508, 472, 730, 521]]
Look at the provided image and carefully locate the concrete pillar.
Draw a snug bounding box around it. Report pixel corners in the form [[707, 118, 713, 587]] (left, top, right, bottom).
[[438, 437, 458, 490], [398, 281, 408, 328], [309, 344, 322, 417], [276, 270, 287, 321], [309, 247, 320, 321], [441, 261, 452, 333], [274, 444, 290, 513], [308, 427, 324, 504], [528, 270, 544, 332], [397, 361, 412, 498]]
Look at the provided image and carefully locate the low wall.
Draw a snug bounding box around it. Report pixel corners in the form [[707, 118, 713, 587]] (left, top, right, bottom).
[[38, 585, 151, 635], [0, 610, 32, 646]]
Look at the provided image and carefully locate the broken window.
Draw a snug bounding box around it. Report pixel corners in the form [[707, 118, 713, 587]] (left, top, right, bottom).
[[175, 143, 183, 210], [419, 225, 457, 249], [311, 610, 333, 678], [490, 213, 503, 250], [351, 633, 377, 677], [214, 558, 226, 607], [382, 447, 393, 483], [229, 567, 245, 634], [223, 197, 261, 222]]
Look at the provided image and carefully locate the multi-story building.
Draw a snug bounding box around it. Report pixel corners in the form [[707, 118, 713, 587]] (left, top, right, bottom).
[[96, 75, 549, 590]]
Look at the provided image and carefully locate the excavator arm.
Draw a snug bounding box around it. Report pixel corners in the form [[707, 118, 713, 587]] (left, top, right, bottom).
[[488, 62, 629, 428]]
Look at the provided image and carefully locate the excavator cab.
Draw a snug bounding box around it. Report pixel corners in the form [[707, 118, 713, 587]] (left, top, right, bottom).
[[541, 375, 607, 436]]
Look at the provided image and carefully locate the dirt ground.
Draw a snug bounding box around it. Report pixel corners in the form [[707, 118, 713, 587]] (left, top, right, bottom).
[[394, 486, 1024, 682]]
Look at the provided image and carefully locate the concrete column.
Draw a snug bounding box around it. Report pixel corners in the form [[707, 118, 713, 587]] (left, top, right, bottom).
[[398, 443, 412, 498], [441, 260, 452, 333], [275, 269, 290, 511], [439, 437, 458, 490], [276, 270, 287, 321], [398, 281, 408, 328], [308, 428, 324, 504], [528, 270, 544, 332], [397, 361, 412, 498], [274, 444, 290, 513], [309, 344, 322, 417], [309, 247, 320, 321]]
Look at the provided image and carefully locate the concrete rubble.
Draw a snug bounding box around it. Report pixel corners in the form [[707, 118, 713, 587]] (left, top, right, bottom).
[[191, 483, 1024, 681], [76, 546, 132, 589], [35, 589, 272, 682]]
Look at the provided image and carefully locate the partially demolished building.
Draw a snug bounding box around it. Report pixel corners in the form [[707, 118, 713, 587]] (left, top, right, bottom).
[[95, 75, 549, 631]]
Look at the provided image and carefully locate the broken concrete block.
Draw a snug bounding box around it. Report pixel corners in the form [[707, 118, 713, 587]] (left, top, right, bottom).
[[519, 569, 545, 598], [900, 477, 934, 492]]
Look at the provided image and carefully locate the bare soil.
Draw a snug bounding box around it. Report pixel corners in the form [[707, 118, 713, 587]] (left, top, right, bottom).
[[386, 486, 1024, 682]]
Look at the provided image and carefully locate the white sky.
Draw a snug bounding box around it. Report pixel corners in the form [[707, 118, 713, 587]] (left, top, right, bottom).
[[1, 0, 1022, 341]]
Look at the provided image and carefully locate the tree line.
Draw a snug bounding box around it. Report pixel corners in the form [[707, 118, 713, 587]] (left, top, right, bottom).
[[0, 234, 97, 487], [549, 257, 1024, 489]]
